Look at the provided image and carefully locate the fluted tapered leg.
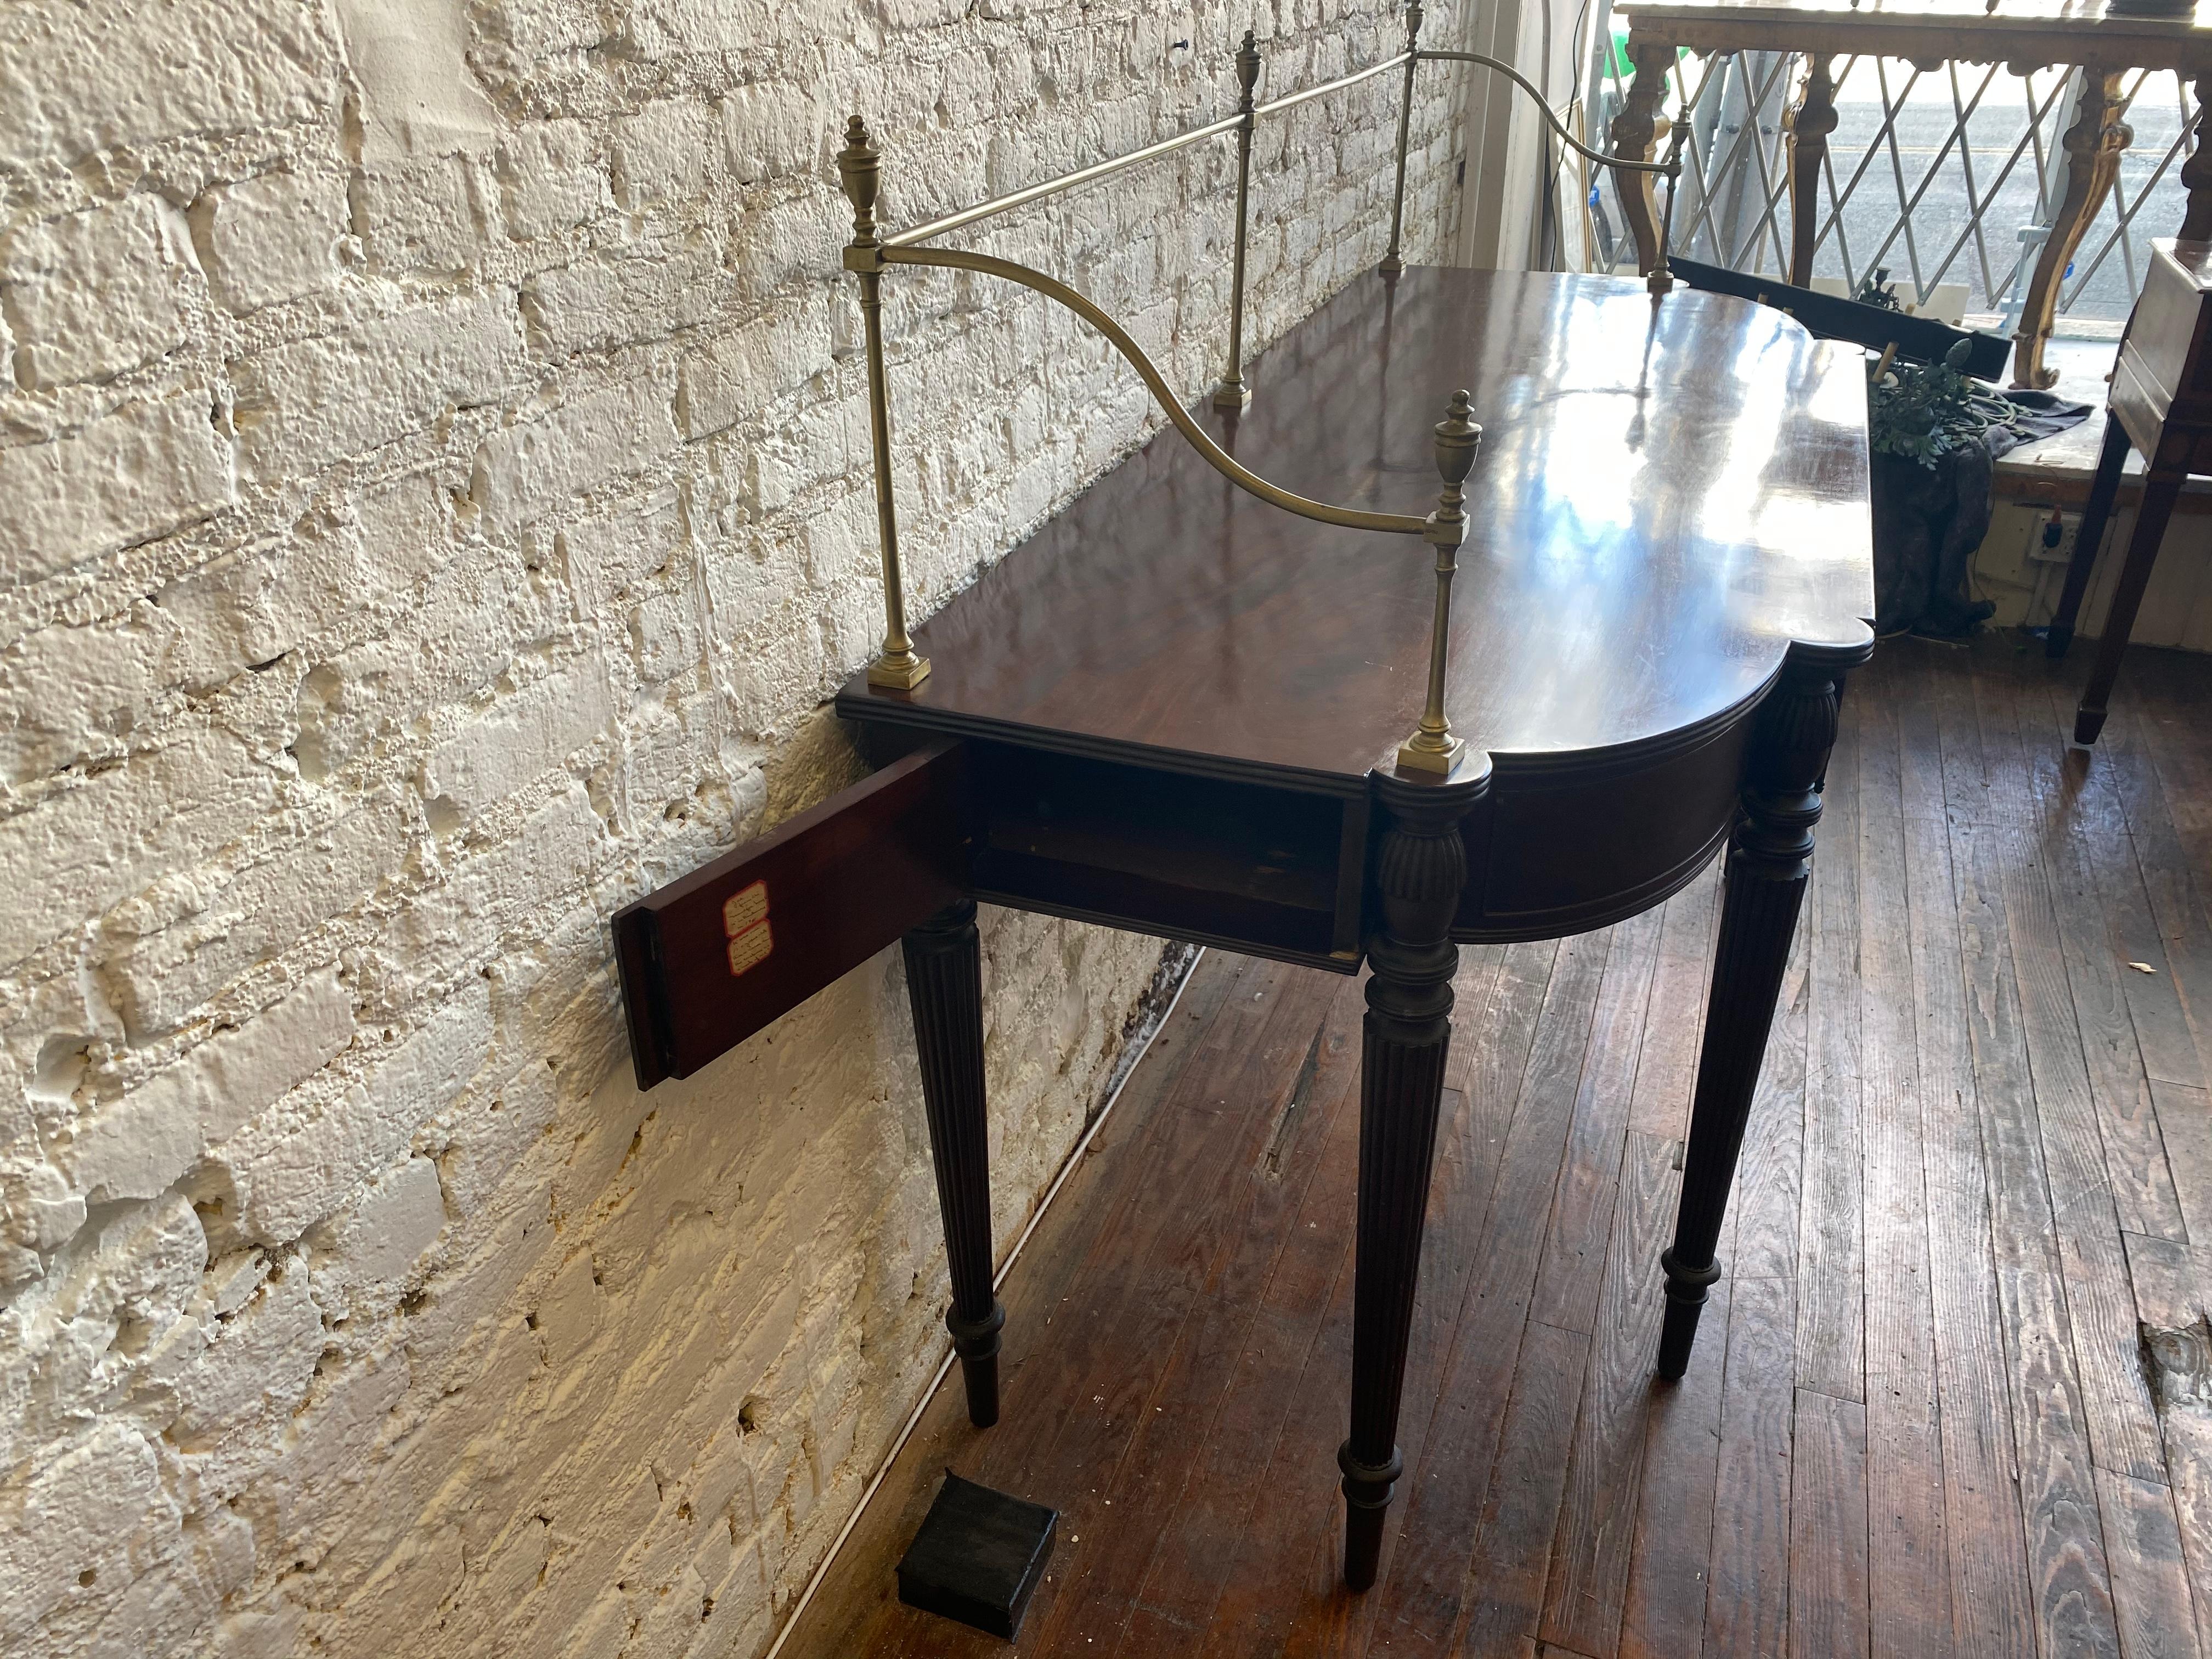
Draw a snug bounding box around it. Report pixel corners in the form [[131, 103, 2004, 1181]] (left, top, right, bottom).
[[1658, 657, 1843, 1380], [905, 899, 1004, 1427], [1341, 766, 1486, 1589]]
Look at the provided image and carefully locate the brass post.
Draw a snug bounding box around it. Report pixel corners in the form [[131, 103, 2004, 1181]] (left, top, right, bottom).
[[1379, 2, 1424, 276], [1213, 30, 1263, 410], [1649, 88, 1690, 297], [1397, 390, 1479, 775], [837, 116, 930, 691]]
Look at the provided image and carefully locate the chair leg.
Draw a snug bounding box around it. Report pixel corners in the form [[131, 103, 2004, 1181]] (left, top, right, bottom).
[[2075, 468, 2184, 745], [2046, 415, 2131, 659]]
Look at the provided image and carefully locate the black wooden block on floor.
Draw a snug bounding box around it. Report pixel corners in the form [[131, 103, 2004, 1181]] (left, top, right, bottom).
[[895, 1472, 1057, 1640]]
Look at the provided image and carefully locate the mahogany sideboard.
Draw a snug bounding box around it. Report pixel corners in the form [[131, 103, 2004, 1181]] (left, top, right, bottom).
[[613, 266, 1876, 1592]]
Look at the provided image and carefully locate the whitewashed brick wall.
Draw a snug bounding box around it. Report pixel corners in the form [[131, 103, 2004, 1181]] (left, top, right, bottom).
[[0, 1, 1462, 1655]]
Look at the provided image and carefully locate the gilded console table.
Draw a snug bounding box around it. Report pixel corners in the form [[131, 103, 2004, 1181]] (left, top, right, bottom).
[[1607, 0, 2212, 389], [613, 19, 1870, 1601]]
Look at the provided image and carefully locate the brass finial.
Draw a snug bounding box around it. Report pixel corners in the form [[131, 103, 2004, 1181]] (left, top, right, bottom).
[[1397, 390, 1479, 775], [1430, 390, 1479, 520], [1234, 29, 1261, 105], [837, 115, 881, 246]]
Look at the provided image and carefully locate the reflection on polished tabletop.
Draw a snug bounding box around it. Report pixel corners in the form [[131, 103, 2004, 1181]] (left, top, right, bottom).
[[841, 269, 1873, 792]]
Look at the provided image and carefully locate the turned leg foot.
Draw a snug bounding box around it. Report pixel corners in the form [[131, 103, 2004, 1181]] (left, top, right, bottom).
[[946, 1302, 1005, 1426], [1339, 1444, 1404, 1590], [1656, 1248, 1724, 1380], [905, 899, 1005, 1428]]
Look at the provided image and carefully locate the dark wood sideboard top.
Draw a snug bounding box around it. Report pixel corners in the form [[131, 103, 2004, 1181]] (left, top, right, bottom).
[[837, 267, 1875, 795]]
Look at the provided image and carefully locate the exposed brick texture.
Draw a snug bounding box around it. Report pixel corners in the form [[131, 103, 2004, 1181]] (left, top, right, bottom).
[[0, 1, 1462, 1654]]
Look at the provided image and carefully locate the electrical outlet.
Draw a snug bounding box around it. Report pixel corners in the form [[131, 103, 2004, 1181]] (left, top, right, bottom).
[[2027, 507, 2082, 565]]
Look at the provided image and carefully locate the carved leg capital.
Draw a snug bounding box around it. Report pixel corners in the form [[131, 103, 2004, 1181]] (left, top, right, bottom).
[[1365, 776, 1475, 1034]]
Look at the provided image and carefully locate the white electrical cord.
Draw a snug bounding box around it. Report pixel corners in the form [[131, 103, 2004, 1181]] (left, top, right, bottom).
[[758, 948, 1206, 1659]]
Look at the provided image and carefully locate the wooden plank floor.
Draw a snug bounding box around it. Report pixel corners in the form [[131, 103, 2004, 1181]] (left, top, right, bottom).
[[782, 635, 2212, 1659]]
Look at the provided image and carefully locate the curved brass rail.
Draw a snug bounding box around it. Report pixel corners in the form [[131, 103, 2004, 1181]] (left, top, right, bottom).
[[1419, 49, 1671, 174], [883, 244, 1428, 538], [1380, 2, 1689, 292], [834, 24, 1481, 771]]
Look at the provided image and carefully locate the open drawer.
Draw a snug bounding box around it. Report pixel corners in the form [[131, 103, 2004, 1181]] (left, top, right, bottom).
[[612, 741, 969, 1087], [612, 735, 1370, 1091], [959, 740, 1364, 970]]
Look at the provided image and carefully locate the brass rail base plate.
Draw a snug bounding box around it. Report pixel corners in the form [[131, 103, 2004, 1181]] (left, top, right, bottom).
[[1395, 732, 1466, 775], [868, 652, 932, 691]]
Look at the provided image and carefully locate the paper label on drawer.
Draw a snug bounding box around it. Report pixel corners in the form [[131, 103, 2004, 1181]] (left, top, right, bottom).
[[722, 881, 769, 938], [727, 919, 773, 977]]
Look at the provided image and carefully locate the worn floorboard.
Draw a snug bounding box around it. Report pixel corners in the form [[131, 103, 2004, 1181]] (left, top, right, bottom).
[[780, 636, 2212, 1659]]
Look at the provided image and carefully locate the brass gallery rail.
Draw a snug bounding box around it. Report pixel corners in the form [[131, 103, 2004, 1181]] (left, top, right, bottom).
[[833, 2, 1686, 777]]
